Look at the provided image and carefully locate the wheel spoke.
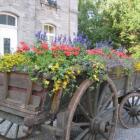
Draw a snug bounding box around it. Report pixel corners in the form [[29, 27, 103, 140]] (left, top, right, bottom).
[[135, 116, 140, 122], [132, 96, 135, 106], [132, 117, 135, 125], [123, 105, 131, 111], [4, 122, 13, 136], [98, 84, 109, 110], [74, 128, 89, 140], [126, 115, 131, 123], [99, 131, 108, 140], [135, 97, 140, 105], [88, 134, 93, 140], [72, 122, 90, 127], [15, 124, 19, 139], [92, 134, 96, 140], [98, 95, 113, 112], [87, 92, 93, 117], [126, 100, 131, 107], [78, 104, 91, 120], [0, 119, 5, 124], [98, 107, 116, 116]]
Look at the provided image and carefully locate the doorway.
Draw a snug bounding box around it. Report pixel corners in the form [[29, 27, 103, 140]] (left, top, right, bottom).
[[0, 13, 17, 55]]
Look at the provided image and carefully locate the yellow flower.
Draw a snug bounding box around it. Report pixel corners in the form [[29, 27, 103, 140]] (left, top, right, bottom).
[[93, 75, 99, 81], [63, 80, 68, 89], [66, 69, 74, 75], [77, 70, 81, 74], [71, 75, 76, 79], [56, 80, 62, 84], [54, 63, 59, 68], [44, 80, 50, 85], [51, 63, 59, 71], [64, 75, 69, 79], [135, 62, 140, 71]]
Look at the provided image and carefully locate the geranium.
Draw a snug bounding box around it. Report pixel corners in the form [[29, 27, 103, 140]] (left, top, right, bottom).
[[32, 47, 44, 55], [51, 44, 80, 57], [87, 48, 129, 59], [17, 41, 30, 53], [112, 50, 129, 58], [87, 49, 103, 55], [41, 43, 48, 50]]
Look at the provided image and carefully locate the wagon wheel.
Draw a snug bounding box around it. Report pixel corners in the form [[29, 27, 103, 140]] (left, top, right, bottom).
[[119, 93, 140, 128], [63, 76, 118, 140], [0, 118, 32, 140]]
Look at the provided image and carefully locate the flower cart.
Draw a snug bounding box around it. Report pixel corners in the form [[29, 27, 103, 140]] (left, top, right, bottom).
[[0, 42, 139, 140]]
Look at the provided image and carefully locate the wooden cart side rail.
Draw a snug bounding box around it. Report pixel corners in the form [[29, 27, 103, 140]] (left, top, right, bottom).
[[0, 72, 43, 91], [0, 102, 39, 117], [0, 72, 46, 112]]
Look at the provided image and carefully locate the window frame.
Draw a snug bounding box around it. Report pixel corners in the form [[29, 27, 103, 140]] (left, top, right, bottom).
[[43, 24, 56, 43], [0, 12, 17, 27]]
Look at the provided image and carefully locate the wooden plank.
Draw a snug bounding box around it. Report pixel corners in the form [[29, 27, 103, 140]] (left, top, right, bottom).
[[3, 73, 8, 99], [0, 72, 4, 85], [0, 101, 39, 117], [7, 91, 41, 111], [0, 86, 4, 100], [8, 90, 26, 104], [29, 96, 41, 110], [25, 79, 33, 106], [0, 72, 43, 91]]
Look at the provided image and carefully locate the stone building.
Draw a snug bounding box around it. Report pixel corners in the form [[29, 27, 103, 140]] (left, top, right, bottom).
[[0, 0, 78, 54]]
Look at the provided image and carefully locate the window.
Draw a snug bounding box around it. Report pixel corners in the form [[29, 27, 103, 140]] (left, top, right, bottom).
[[44, 24, 56, 44], [0, 14, 16, 26], [4, 38, 11, 54], [40, 0, 57, 7]]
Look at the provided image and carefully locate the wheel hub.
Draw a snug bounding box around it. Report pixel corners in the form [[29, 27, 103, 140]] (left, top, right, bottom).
[[129, 106, 140, 116], [90, 118, 110, 134]]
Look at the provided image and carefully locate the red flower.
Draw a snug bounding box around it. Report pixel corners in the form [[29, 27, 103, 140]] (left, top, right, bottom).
[[73, 51, 79, 56], [17, 41, 30, 52], [64, 51, 71, 56], [32, 47, 43, 55], [87, 49, 103, 55], [112, 50, 129, 58], [41, 43, 48, 50]]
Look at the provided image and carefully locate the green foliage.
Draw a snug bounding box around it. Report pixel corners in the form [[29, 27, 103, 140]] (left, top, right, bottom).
[[78, 0, 140, 48], [129, 44, 140, 59]]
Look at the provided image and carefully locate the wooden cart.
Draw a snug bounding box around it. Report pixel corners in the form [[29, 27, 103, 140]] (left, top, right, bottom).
[[0, 70, 139, 140]]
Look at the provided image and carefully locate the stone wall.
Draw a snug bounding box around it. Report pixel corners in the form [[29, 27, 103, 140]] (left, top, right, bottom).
[[0, 0, 78, 43], [0, 0, 36, 42], [36, 0, 78, 37]]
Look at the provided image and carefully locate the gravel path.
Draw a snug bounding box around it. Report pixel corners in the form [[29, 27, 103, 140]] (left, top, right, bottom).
[[28, 123, 140, 140], [0, 121, 140, 140], [114, 123, 140, 140]]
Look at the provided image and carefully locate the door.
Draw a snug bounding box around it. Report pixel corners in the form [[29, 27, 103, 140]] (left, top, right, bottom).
[[0, 13, 17, 55], [0, 27, 17, 55]]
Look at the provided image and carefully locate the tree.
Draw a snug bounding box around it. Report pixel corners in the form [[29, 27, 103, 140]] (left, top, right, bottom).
[[78, 0, 140, 49]]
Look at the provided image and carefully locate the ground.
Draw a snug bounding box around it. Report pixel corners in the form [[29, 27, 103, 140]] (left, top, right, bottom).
[[0, 120, 140, 140]]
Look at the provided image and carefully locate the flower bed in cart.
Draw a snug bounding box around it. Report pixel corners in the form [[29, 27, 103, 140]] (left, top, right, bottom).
[[0, 41, 138, 96]]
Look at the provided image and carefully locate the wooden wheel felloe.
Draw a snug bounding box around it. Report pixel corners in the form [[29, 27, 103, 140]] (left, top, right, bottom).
[[64, 76, 118, 140], [119, 93, 140, 128], [0, 117, 31, 140]]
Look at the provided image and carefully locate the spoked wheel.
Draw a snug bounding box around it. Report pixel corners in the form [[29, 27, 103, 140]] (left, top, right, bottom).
[[0, 117, 31, 140], [119, 93, 140, 128], [65, 76, 118, 140]]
